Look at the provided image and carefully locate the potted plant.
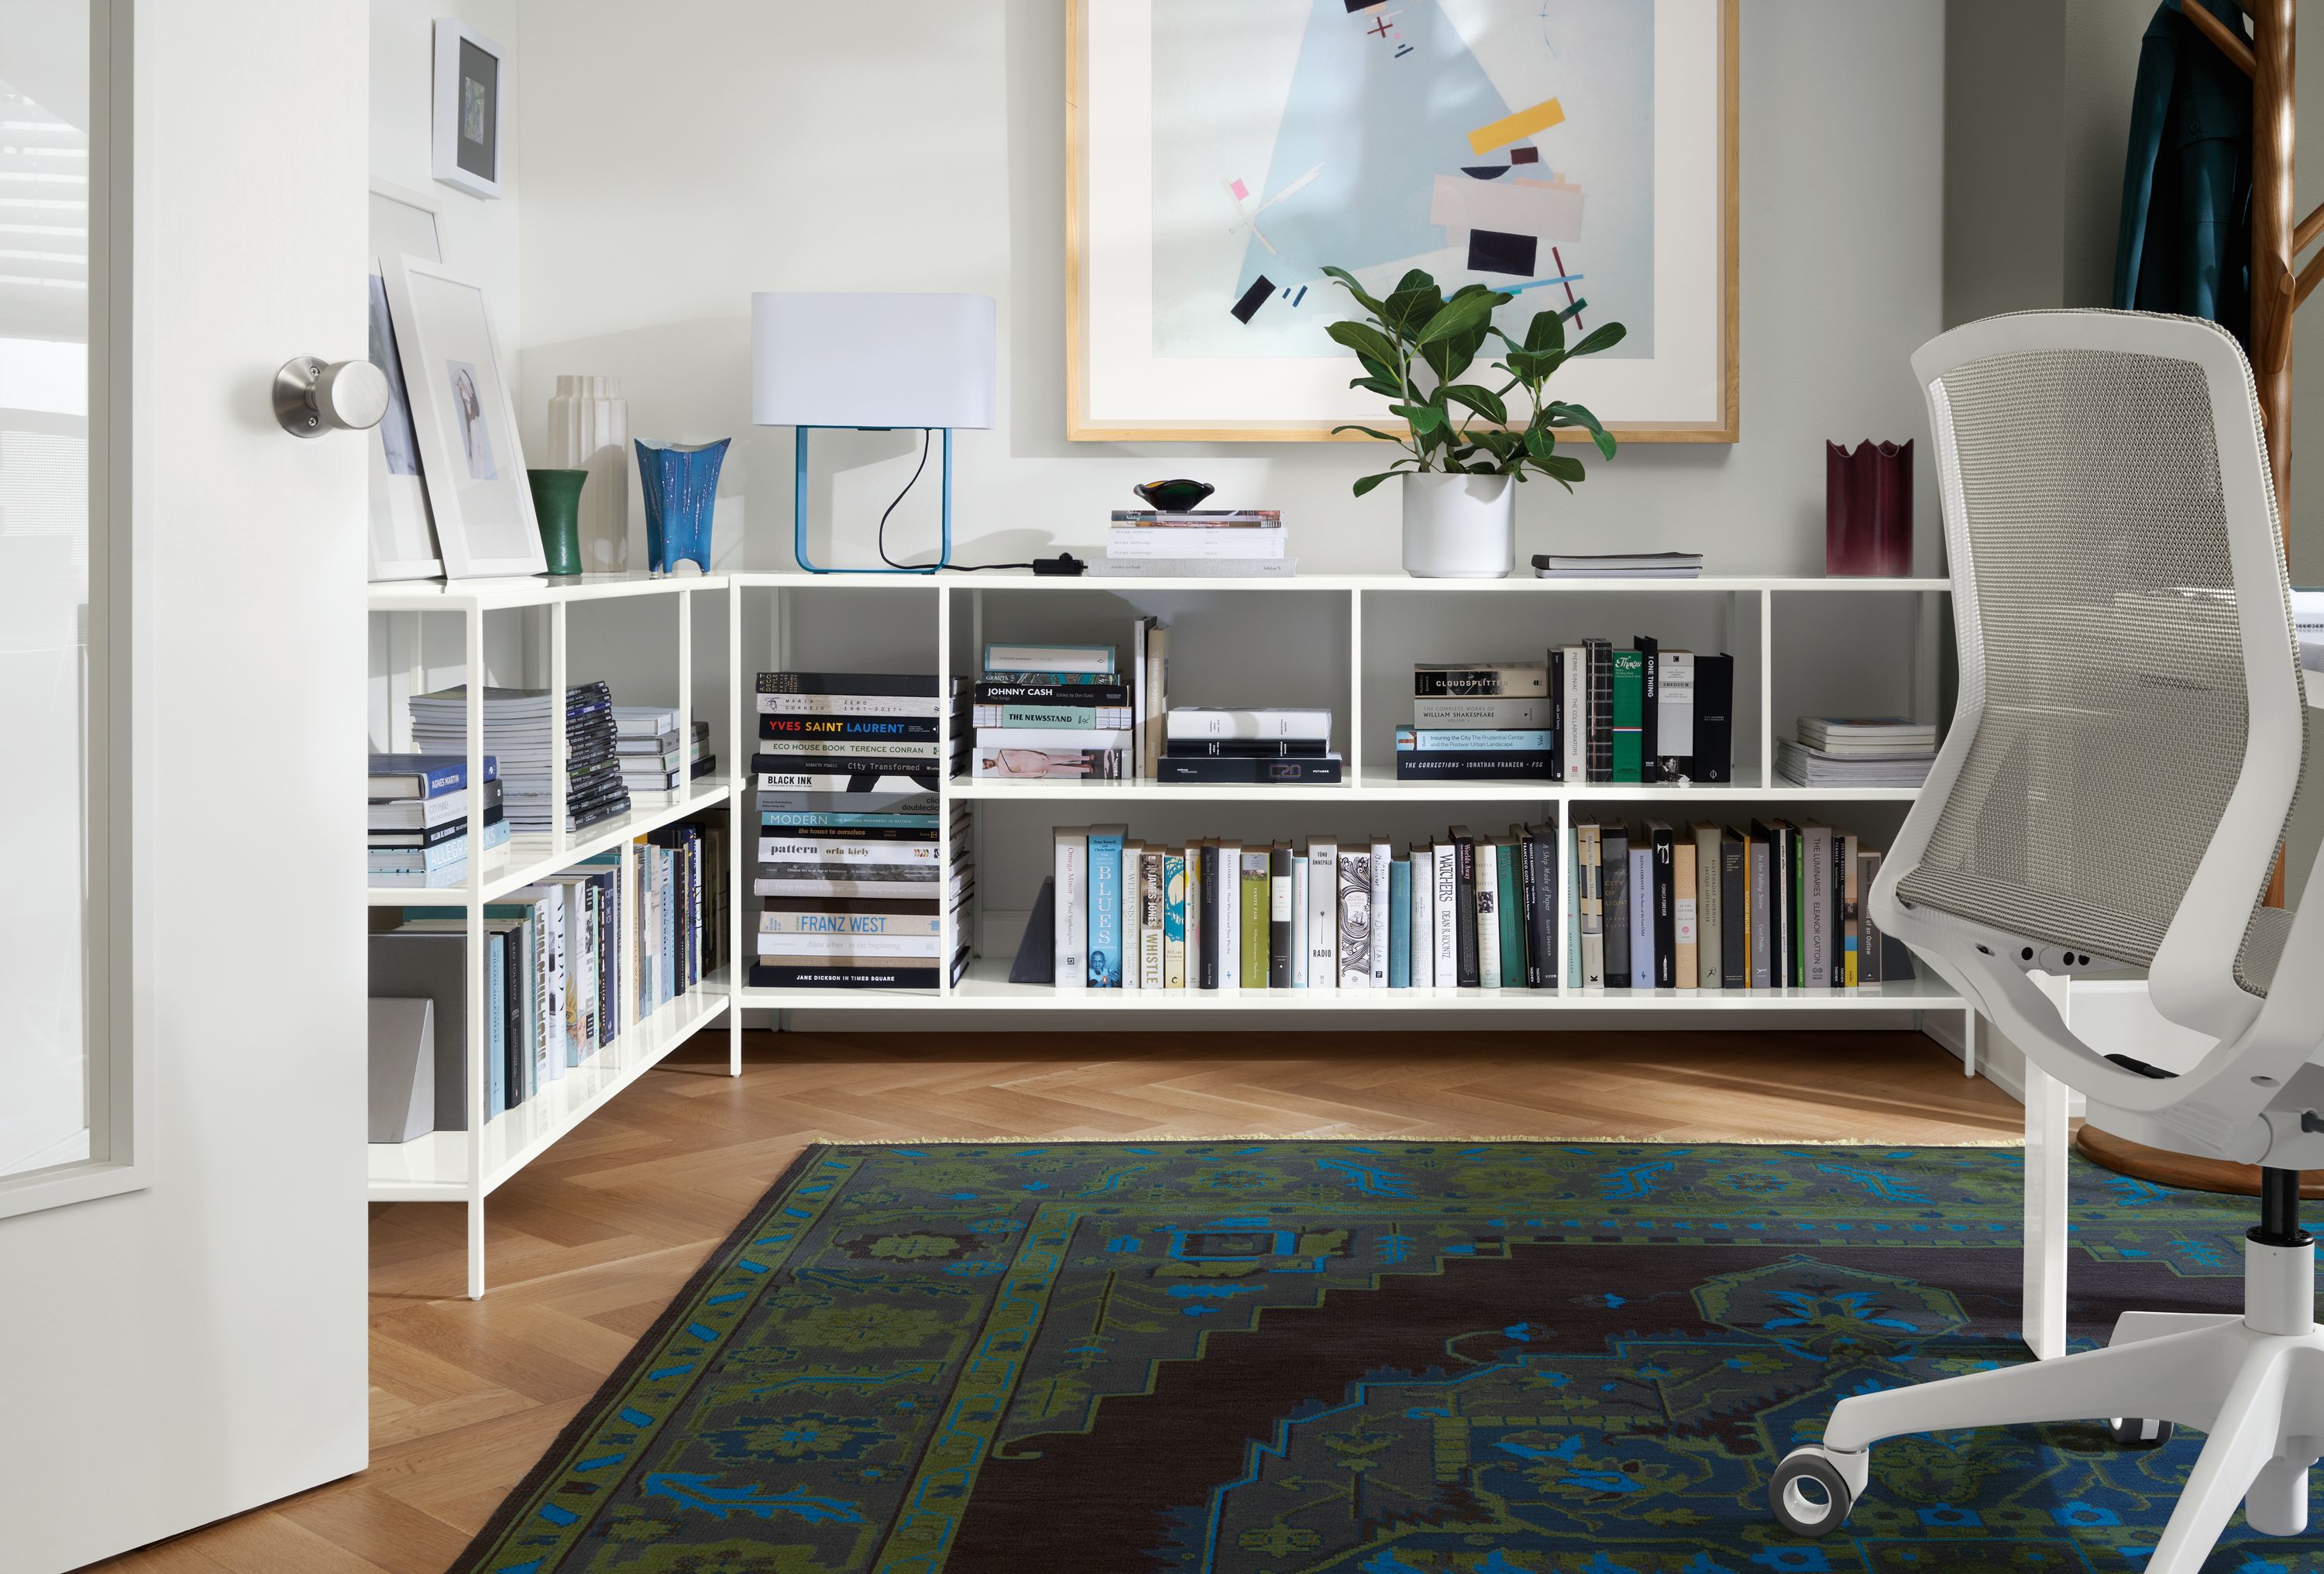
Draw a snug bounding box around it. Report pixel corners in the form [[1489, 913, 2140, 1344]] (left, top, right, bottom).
[[1324, 266, 1625, 578]]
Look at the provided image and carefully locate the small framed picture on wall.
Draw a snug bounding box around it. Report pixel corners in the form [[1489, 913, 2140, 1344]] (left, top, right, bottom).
[[381, 255, 544, 579], [431, 19, 504, 200]]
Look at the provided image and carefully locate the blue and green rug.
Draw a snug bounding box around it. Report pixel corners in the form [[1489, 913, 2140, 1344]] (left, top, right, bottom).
[[459, 1141, 2279, 1573]]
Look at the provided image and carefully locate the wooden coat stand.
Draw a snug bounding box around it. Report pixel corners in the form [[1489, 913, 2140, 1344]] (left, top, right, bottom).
[[2077, 0, 2323, 1196]]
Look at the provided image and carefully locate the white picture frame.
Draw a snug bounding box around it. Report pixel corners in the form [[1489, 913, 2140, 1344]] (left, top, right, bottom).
[[431, 19, 504, 201], [366, 180, 443, 582], [381, 254, 545, 579]]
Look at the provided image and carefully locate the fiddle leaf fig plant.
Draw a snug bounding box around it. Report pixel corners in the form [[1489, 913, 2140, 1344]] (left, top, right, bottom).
[[1322, 264, 1625, 497]]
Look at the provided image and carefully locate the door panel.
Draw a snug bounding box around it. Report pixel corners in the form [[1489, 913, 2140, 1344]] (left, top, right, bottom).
[[0, 3, 368, 1569]]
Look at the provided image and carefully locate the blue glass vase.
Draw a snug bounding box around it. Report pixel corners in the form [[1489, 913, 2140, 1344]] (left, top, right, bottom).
[[635, 438, 728, 573]]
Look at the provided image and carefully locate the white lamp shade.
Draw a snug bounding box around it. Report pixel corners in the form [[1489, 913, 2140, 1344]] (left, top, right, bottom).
[[751, 291, 996, 431]]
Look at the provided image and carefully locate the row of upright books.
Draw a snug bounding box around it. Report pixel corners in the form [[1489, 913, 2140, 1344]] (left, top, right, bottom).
[[1031, 820, 1910, 993], [1393, 643, 1735, 782], [367, 754, 510, 888], [365, 815, 727, 1135], [1042, 825, 1563, 991], [970, 634, 1165, 780], [1572, 819, 1903, 989], [751, 670, 971, 990]]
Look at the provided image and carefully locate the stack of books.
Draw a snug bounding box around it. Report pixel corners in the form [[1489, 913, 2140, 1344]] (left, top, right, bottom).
[[752, 788, 968, 990], [1569, 820, 1906, 990], [1041, 822, 1556, 991], [1532, 551, 1703, 579], [1397, 662, 1553, 779], [972, 643, 1132, 779], [1160, 706, 1341, 783], [407, 683, 630, 834], [612, 707, 716, 799], [367, 754, 508, 888], [753, 672, 951, 791], [1776, 717, 1937, 788], [1556, 640, 1735, 784], [1093, 509, 1295, 578]]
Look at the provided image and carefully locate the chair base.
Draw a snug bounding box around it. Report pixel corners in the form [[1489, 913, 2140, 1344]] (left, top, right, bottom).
[[1773, 1238, 2323, 1572]]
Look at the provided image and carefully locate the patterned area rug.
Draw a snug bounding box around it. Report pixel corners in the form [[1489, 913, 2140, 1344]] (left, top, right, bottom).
[[458, 1141, 2273, 1573]]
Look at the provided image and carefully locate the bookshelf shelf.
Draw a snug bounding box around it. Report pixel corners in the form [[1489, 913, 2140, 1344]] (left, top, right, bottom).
[[367, 967, 731, 1201], [941, 770, 1927, 803], [364, 781, 734, 907]]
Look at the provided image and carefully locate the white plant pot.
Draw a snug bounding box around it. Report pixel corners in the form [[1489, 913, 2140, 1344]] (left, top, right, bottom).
[[1401, 472, 1515, 579]]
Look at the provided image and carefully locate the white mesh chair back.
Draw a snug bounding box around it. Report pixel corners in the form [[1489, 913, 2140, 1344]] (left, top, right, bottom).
[[1896, 311, 2305, 1032]]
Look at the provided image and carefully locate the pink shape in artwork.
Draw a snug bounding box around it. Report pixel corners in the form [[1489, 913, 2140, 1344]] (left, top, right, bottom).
[[1230, 179, 1249, 201]]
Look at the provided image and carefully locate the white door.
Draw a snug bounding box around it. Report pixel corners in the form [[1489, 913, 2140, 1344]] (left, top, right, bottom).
[[0, 3, 369, 1570]]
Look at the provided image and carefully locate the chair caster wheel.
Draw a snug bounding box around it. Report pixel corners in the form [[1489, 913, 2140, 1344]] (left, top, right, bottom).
[[2108, 1416, 2174, 1448], [1770, 1447, 1857, 1537]]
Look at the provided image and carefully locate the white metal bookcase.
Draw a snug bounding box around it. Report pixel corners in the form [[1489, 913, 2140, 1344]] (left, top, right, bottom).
[[724, 572, 1971, 1047], [366, 572, 735, 1297]]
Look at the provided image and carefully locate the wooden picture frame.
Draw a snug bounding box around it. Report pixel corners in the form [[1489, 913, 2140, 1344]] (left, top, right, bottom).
[[1067, 0, 1738, 444], [380, 254, 545, 579]]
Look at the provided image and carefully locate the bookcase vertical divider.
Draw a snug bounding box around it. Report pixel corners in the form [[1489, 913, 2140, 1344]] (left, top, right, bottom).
[[1347, 588, 1365, 782], [1756, 589, 1774, 789], [462, 600, 487, 1300], [727, 577, 745, 1075], [937, 585, 956, 995], [548, 600, 569, 861]]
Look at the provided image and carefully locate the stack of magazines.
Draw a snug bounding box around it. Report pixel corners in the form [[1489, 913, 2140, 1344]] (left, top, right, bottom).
[[1532, 552, 1703, 579], [407, 682, 631, 833], [1776, 716, 1937, 787], [1093, 510, 1296, 578]]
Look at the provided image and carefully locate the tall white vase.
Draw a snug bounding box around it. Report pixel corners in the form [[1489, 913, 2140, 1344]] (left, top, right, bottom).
[[1401, 472, 1515, 578], [546, 375, 630, 572]]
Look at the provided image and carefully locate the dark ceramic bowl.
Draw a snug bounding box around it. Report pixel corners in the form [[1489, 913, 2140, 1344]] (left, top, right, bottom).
[[1133, 479, 1215, 511]]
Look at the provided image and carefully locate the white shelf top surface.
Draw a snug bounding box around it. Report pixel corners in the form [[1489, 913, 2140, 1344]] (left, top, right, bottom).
[[721, 569, 1951, 594], [369, 568, 732, 613], [943, 768, 1923, 803]]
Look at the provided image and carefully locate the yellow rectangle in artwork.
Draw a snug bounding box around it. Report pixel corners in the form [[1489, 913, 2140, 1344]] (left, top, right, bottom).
[[1467, 98, 1566, 156]]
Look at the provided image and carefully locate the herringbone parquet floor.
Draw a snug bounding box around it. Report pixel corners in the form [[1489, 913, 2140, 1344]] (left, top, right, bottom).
[[86, 1028, 2017, 1573]]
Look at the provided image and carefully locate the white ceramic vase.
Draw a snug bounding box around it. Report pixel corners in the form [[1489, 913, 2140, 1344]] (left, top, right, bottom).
[[546, 375, 630, 572], [1401, 472, 1515, 578]]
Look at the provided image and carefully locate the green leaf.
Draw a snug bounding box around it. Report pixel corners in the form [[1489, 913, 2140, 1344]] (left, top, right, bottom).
[[1415, 290, 1505, 345], [1393, 268, 1435, 297], [1420, 337, 1476, 387], [1346, 376, 1403, 397], [1320, 265, 1388, 319], [1547, 400, 1618, 459], [1382, 282, 1444, 337], [1524, 424, 1558, 463], [1541, 454, 1587, 483], [1525, 308, 1567, 353], [1325, 319, 1401, 371], [1442, 383, 1509, 424], [1387, 402, 1447, 435], [1569, 321, 1628, 358], [1352, 469, 1407, 497], [1330, 424, 1408, 444]]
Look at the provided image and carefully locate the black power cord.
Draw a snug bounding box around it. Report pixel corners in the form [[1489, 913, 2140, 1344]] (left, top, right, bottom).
[[871, 428, 1085, 575]]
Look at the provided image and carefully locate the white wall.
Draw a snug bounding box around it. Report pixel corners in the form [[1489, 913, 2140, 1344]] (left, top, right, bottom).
[[511, 0, 1945, 581]]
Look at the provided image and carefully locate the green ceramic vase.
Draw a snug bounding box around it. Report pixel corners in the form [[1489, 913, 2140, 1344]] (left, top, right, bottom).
[[528, 468, 589, 576]]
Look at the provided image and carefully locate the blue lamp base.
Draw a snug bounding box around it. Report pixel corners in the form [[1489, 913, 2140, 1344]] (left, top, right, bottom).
[[792, 425, 953, 574]]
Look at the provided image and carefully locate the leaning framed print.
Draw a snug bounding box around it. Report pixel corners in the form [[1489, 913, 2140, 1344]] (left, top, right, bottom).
[[366, 180, 445, 582], [1067, 0, 1738, 443], [380, 254, 545, 579]]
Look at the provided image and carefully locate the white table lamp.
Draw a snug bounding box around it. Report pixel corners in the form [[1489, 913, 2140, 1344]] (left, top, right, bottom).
[[751, 291, 996, 573]]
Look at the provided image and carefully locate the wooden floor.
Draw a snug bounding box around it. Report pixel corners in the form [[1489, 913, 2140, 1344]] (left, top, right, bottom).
[[90, 1028, 2018, 1574]]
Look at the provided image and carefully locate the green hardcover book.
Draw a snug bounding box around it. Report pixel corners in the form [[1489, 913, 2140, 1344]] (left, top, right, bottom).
[[1240, 851, 1270, 988], [1791, 830, 1807, 987], [1495, 841, 1524, 988], [1611, 649, 1645, 782]]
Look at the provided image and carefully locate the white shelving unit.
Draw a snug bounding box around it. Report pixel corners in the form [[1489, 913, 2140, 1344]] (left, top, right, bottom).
[[724, 570, 1972, 1040], [370, 567, 1968, 1295], [367, 572, 741, 1297]]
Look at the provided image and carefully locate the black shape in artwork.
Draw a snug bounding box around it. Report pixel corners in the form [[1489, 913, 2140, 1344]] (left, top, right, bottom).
[[1462, 165, 1511, 180], [1467, 229, 1538, 277], [1343, 0, 1378, 11], [1231, 275, 1275, 324], [1511, 146, 1541, 165]]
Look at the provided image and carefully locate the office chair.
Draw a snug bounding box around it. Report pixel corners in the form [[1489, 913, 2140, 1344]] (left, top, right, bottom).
[[1767, 310, 2324, 1572]]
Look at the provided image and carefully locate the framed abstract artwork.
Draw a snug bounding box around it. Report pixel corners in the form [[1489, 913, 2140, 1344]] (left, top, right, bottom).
[[1067, 0, 1738, 443]]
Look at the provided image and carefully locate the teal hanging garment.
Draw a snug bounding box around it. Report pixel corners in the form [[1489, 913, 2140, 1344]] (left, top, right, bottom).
[[2113, 0, 2253, 347]]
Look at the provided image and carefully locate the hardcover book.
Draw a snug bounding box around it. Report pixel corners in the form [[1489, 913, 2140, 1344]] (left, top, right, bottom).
[[1336, 847, 1373, 989]]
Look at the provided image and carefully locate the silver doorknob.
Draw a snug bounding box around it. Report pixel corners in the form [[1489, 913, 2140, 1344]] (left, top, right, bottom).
[[273, 356, 390, 438]]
